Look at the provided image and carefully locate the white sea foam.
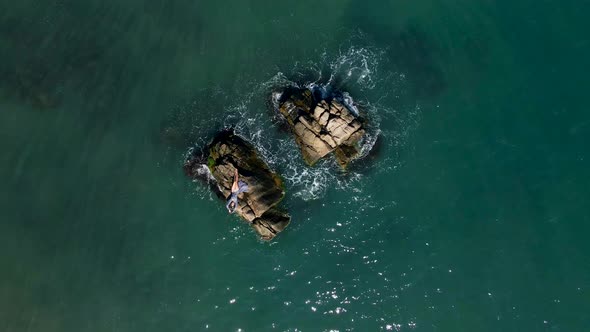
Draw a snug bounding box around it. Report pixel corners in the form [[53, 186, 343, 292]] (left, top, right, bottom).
[[185, 45, 418, 201]]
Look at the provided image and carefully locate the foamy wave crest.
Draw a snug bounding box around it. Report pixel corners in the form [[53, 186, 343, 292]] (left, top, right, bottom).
[[323, 46, 384, 90]]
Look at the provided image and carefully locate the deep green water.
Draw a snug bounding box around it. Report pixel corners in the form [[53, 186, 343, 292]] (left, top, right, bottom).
[[2, 1, 590, 331]]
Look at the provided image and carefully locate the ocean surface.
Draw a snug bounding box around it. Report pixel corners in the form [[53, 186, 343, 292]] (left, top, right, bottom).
[[1, 1, 589, 331]]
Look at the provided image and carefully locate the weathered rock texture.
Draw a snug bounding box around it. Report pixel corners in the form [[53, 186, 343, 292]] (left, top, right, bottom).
[[277, 89, 366, 168], [184, 130, 290, 240]]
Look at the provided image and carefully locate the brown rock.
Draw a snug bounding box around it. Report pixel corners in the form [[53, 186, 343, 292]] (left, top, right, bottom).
[[185, 130, 290, 240], [318, 111, 330, 126], [321, 134, 337, 148], [313, 104, 327, 119], [251, 209, 291, 241], [276, 88, 366, 168], [299, 116, 322, 134]]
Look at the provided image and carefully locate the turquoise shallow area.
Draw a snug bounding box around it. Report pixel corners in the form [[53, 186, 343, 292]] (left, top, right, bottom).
[[1, 1, 589, 331]]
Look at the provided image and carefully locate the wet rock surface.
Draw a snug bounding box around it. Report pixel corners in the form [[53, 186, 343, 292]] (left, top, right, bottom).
[[277, 88, 366, 168], [184, 130, 290, 240]]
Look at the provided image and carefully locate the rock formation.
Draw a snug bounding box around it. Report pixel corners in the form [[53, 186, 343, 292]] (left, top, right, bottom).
[[184, 130, 290, 240], [276, 88, 366, 168]]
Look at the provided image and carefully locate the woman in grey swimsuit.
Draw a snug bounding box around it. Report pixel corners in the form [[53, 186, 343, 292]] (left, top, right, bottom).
[[226, 168, 249, 213]]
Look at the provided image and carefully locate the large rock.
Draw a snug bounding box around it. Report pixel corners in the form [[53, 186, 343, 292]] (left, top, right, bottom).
[[277, 89, 366, 168], [184, 130, 290, 240]]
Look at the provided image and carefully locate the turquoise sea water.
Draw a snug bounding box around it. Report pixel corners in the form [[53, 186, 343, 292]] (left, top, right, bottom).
[[1, 1, 590, 331]]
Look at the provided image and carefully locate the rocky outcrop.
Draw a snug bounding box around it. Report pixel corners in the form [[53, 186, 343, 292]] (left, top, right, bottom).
[[184, 130, 290, 240], [277, 88, 366, 168]]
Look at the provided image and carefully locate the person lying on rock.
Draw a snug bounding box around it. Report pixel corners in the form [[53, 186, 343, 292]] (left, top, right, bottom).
[[226, 168, 249, 214]]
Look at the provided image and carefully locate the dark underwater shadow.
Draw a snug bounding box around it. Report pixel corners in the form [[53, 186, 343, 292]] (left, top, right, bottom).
[[0, 0, 204, 112], [0, 3, 116, 110]]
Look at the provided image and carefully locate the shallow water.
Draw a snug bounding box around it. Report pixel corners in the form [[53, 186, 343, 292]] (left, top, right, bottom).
[[1, 1, 590, 331]]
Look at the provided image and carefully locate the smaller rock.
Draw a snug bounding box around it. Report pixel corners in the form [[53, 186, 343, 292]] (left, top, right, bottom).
[[185, 130, 291, 240]]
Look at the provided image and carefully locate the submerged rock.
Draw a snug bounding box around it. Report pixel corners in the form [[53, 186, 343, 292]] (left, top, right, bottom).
[[184, 130, 290, 240], [276, 88, 366, 168]]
